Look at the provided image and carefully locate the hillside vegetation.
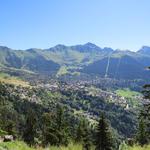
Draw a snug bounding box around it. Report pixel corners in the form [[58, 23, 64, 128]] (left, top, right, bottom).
[[0, 72, 30, 87], [1, 141, 150, 150], [0, 141, 83, 150], [1, 43, 150, 79], [115, 88, 141, 107], [128, 145, 150, 150]]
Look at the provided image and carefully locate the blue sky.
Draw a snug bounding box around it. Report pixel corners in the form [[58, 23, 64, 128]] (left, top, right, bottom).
[[0, 0, 150, 51]]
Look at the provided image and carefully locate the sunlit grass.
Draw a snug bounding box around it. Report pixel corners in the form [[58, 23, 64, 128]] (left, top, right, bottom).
[[115, 88, 140, 99], [115, 88, 141, 107], [0, 142, 86, 150], [49, 143, 83, 150], [0, 141, 34, 150], [0, 73, 30, 87], [128, 145, 150, 150], [1, 141, 150, 150]]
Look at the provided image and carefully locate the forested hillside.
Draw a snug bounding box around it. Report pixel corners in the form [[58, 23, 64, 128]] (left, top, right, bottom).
[[0, 77, 141, 149]]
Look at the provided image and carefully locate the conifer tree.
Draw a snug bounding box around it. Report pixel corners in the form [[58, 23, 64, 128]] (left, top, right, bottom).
[[75, 118, 92, 150], [0, 101, 18, 136], [75, 119, 85, 143], [83, 127, 92, 150], [136, 116, 149, 146], [95, 113, 114, 150], [23, 109, 37, 146], [139, 67, 150, 144], [41, 112, 59, 146], [55, 105, 69, 146]]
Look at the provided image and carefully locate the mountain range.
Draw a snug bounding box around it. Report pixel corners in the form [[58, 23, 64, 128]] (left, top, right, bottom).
[[0, 42, 150, 80]]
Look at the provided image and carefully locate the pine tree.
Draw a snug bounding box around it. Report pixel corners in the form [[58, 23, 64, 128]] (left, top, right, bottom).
[[4, 120, 16, 136], [133, 66, 150, 146], [83, 127, 92, 150], [23, 109, 37, 146], [0, 100, 18, 137], [75, 118, 92, 150], [41, 112, 59, 146], [75, 119, 85, 143], [136, 117, 148, 146], [139, 66, 150, 144], [55, 105, 69, 146], [95, 113, 114, 150]]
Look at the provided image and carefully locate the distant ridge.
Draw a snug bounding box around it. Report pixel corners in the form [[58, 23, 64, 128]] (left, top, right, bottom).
[[0, 43, 150, 80]]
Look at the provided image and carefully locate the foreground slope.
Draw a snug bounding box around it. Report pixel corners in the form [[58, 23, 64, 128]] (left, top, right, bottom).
[[0, 141, 150, 150]]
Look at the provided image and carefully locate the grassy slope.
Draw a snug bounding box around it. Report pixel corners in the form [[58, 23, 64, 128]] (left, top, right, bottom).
[[115, 88, 141, 107], [56, 66, 68, 76], [128, 145, 150, 150], [1, 141, 150, 150], [0, 141, 33, 150], [0, 72, 30, 87], [0, 141, 83, 150], [40, 50, 86, 65], [115, 88, 140, 99]]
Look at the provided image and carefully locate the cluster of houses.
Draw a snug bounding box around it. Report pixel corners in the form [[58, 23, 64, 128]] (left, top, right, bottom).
[[7, 78, 142, 112], [36, 80, 142, 110], [86, 87, 130, 109]]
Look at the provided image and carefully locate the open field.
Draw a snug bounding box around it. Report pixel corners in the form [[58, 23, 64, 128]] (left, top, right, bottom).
[[115, 88, 141, 107], [115, 88, 140, 99]]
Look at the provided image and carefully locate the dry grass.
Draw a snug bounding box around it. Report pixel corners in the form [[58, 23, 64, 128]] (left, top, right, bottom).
[[0, 73, 30, 87]]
